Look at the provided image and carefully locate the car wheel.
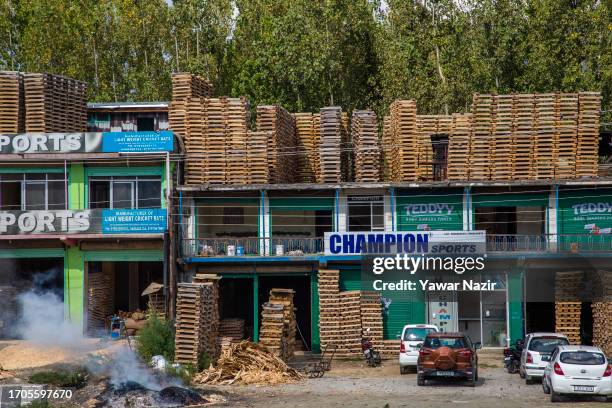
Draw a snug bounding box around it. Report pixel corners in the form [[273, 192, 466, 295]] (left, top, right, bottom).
[[542, 377, 550, 394], [550, 390, 561, 402], [467, 371, 476, 387], [525, 375, 534, 385], [417, 374, 425, 386], [400, 366, 406, 375]]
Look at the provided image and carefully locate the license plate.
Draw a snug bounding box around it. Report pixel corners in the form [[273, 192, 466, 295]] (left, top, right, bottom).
[[541, 355, 550, 361], [573, 385, 594, 392], [436, 371, 455, 376]]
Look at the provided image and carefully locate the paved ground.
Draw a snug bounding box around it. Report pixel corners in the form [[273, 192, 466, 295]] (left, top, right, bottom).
[[210, 356, 611, 408]]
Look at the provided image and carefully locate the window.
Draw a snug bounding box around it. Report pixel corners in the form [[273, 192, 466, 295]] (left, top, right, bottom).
[[560, 351, 606, 365], [403, 327, 437, 341], [0, 173, 67, 211], [348, 196, 384, 231], [423, 336, 467, 349], [88, 176, 161, 209], [528, 337, 569, 353]]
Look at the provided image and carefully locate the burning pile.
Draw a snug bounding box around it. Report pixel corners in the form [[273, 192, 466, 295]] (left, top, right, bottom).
[[193, 341, 302, 386]]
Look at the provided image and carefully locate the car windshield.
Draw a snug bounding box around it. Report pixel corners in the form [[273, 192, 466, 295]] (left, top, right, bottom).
[[423, 337, 467, 349], [560, 351, 606, 365], [528, 337, 569, 353], [403, 327, 436, 341]]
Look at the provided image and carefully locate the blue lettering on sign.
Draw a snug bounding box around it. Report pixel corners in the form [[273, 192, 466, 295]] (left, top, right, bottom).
[[102, 209, 167, 234], [326, 232, 430, 255], [102, 131, 173, 153]]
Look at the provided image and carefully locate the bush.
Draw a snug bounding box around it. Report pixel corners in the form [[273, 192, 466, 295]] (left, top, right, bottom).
[[136, 314, 175, 362], [29, 368, 87, 388]]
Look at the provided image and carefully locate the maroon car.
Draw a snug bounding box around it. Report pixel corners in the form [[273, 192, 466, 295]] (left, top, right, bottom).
[[417, 332, 481, 386]]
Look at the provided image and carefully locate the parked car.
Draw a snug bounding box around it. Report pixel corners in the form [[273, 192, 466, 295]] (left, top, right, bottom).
[[399, 324, 439, 374], [417, 332, 481, 386], [520, 332, 570, 384], [542, 345, 612, 402]]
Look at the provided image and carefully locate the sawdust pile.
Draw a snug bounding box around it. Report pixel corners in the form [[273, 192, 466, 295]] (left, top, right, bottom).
[[193, 341, 302, 386]]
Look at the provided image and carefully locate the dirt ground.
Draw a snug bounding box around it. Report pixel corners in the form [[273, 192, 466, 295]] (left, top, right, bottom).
[[203, 352, 611, 408]]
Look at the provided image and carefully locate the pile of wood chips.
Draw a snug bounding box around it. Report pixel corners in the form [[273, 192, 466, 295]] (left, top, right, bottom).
[[193, 341, 302, 386]]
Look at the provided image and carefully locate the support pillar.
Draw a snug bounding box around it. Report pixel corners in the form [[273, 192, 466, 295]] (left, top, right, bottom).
[[253, 274, 259, 342]]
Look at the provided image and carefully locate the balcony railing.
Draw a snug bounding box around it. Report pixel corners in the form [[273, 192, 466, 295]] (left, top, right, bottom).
[[181, 234, 612, 258]]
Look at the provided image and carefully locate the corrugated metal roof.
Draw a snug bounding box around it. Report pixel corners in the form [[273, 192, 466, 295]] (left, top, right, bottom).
[[87, 101, 169, 110]]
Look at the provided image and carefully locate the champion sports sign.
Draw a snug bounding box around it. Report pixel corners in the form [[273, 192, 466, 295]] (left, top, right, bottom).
[[324, 231, 486, 255]]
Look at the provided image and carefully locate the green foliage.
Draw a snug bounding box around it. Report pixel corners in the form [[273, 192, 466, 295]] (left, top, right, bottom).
[[28, 368, 87, 389], [135, 314, 175, 363], [0, 0, 609, 121], [27, 400, 51, 408]]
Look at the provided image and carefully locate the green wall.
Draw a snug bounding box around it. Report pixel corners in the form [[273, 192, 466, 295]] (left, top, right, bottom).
[[64, 247, 85, 326], [396, 190, 463, 231], [507, 267, 524, 343]]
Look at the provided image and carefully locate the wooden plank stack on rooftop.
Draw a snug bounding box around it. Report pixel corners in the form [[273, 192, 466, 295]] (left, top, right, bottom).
[[0, 71, 24, 133], [319, 107, 344, 183], [20, 72, 87, 132], [351, 110, 380, 182], [171, 73, 214, 101], [388, 100, 419, 182], [256, 105, 298, 183], [576, 92, 600, 177], [446, 113, 472, 180], [293, 112, 321, 183]]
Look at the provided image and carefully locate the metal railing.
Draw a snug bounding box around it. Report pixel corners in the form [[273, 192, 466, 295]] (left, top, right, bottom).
[[182, 237, 324, 257], [181, 234, 612, 258]]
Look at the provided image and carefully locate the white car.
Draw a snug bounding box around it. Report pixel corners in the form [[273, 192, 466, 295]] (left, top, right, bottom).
[[399, 324, 439, 374], [520, 332, 569, 384], [542, 345, 612, 402]]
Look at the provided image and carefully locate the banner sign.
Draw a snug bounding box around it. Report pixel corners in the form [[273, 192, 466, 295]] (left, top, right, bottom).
[[0, 209, 167, 235], [101, 209, 167, 234], [0, 131, 173, 154], [324, 230, 486, 255]]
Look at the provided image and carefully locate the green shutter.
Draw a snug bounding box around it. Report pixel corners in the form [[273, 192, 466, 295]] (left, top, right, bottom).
[[507, 268, 524, 343]]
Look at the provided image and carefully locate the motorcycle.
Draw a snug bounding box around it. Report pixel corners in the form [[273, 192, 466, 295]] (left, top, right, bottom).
[[362, 329, 382, 367], [503, 339, 523, 374]]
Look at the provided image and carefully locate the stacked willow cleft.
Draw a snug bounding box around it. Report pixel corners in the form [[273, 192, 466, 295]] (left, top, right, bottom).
[[293, 112, 321, 182], [318, 269, 342, 351], [0, 71, 24, 133], [446, 113, 472, 180], [175, 280, 220, 365], [415, 115, 452, 181], [86, 264, 115, 335], [592, 302, 612, 356], [22, 73, 87, 132], [317, 270, 385, 358], [383, 100, 418, 182], [257, 105, 298, 183], [554, 271, 583, 345], [259, 289, 296, 361], [351, 110, 380, 182], [171, 72, 214, 101], [219, 318, 245, 342], [319, 107, 344, 183]]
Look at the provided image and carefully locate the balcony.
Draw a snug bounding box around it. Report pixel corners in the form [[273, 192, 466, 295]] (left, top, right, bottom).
[[181, 234, 612, 258]]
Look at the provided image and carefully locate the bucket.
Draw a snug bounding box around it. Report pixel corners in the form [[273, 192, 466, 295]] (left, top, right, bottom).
[[227, 245, 236, 256], [236, 246, 244, 256], [275, 245, 284, 255]]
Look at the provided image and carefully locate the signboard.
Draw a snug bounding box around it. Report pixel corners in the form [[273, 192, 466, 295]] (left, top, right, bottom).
[[397, 193, 463, 231], [0, 209, 167, 235], [0, 131, 173, 154], [324, 230, 486, 255], [101, 209, 167, 234]]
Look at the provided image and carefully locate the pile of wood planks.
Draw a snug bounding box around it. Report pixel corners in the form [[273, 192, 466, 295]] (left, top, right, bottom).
[[257, 105, 298, 183], [319, 107, 344, 183], [337, 291, 362, 357], [175, 280, 220, 365], [293, 113, 321, 183], [592, 302, 612, 356], [380, 340, 401, 359], [360, 291, 384, 350], [23, 73, 87, 132], [351, 110, 380, 182], [448, 92, 600, 181], [259, 288, 296, 361], [172, 73, 214, 101], [171, 96, 270, 185], [0, 71, 24, 133], [383, 100, 418, 182], [318, 269, 342, 351], [446, 113, 472, 180], [219, 318, 245, 341], [554, 271, 584, 345], [86, 264, 115, 335]]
